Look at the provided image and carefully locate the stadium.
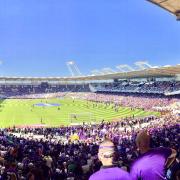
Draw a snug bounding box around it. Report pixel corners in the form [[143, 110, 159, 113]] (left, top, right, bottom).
[[0, 0, 179, 180], [0, 63, 179, 127]]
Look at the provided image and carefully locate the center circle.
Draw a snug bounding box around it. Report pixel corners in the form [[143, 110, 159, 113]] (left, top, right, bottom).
[[34, 103, 60, 107]]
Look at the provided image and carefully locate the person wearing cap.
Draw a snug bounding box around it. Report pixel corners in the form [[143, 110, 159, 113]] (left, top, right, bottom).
[[130, 130, 177, 180], [89, 139, 130, 180]]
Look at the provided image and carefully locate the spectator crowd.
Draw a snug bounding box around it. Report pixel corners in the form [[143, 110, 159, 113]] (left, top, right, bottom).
[[0, 114, 178, 180]]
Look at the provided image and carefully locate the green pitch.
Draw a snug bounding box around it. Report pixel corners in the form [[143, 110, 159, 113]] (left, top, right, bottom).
[[0, 98, 159, 127]]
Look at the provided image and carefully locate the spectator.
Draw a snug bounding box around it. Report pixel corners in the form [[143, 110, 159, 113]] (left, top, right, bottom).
[[89, 139, 130, 180], [130, 131, 177, 180]]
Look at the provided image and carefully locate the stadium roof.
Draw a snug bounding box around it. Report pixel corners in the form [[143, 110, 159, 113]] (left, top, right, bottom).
[[148, 0, 180, 20], [0, 65, 179, 81]]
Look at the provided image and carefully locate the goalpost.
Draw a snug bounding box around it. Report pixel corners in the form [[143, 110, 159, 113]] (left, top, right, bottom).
[[69, 112, 95, 124]]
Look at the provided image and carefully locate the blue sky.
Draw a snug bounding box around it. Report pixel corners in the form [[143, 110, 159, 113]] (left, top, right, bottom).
[[0, 0, 180, 77]]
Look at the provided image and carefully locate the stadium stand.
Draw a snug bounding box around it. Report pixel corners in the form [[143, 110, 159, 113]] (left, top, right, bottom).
[[0, 115, 178, 179], [93, 81, 180, 95], [0, 84, 90, 98]]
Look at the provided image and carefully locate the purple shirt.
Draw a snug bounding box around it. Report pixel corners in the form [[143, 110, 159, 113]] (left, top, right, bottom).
[[89, 167, 130, 180], [130, 147, 172, 180]]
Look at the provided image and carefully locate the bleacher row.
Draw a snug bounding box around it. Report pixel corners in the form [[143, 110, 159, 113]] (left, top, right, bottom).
[[0, 84, 90, 97], [0, 81, 180, 98], [94, 81, 180, 94]]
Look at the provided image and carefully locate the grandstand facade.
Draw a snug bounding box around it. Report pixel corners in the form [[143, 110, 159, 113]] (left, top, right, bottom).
[[0, 65, 179, 98]]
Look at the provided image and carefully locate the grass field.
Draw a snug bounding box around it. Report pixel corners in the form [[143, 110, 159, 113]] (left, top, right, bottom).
[[0, 98, 160, 127]]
